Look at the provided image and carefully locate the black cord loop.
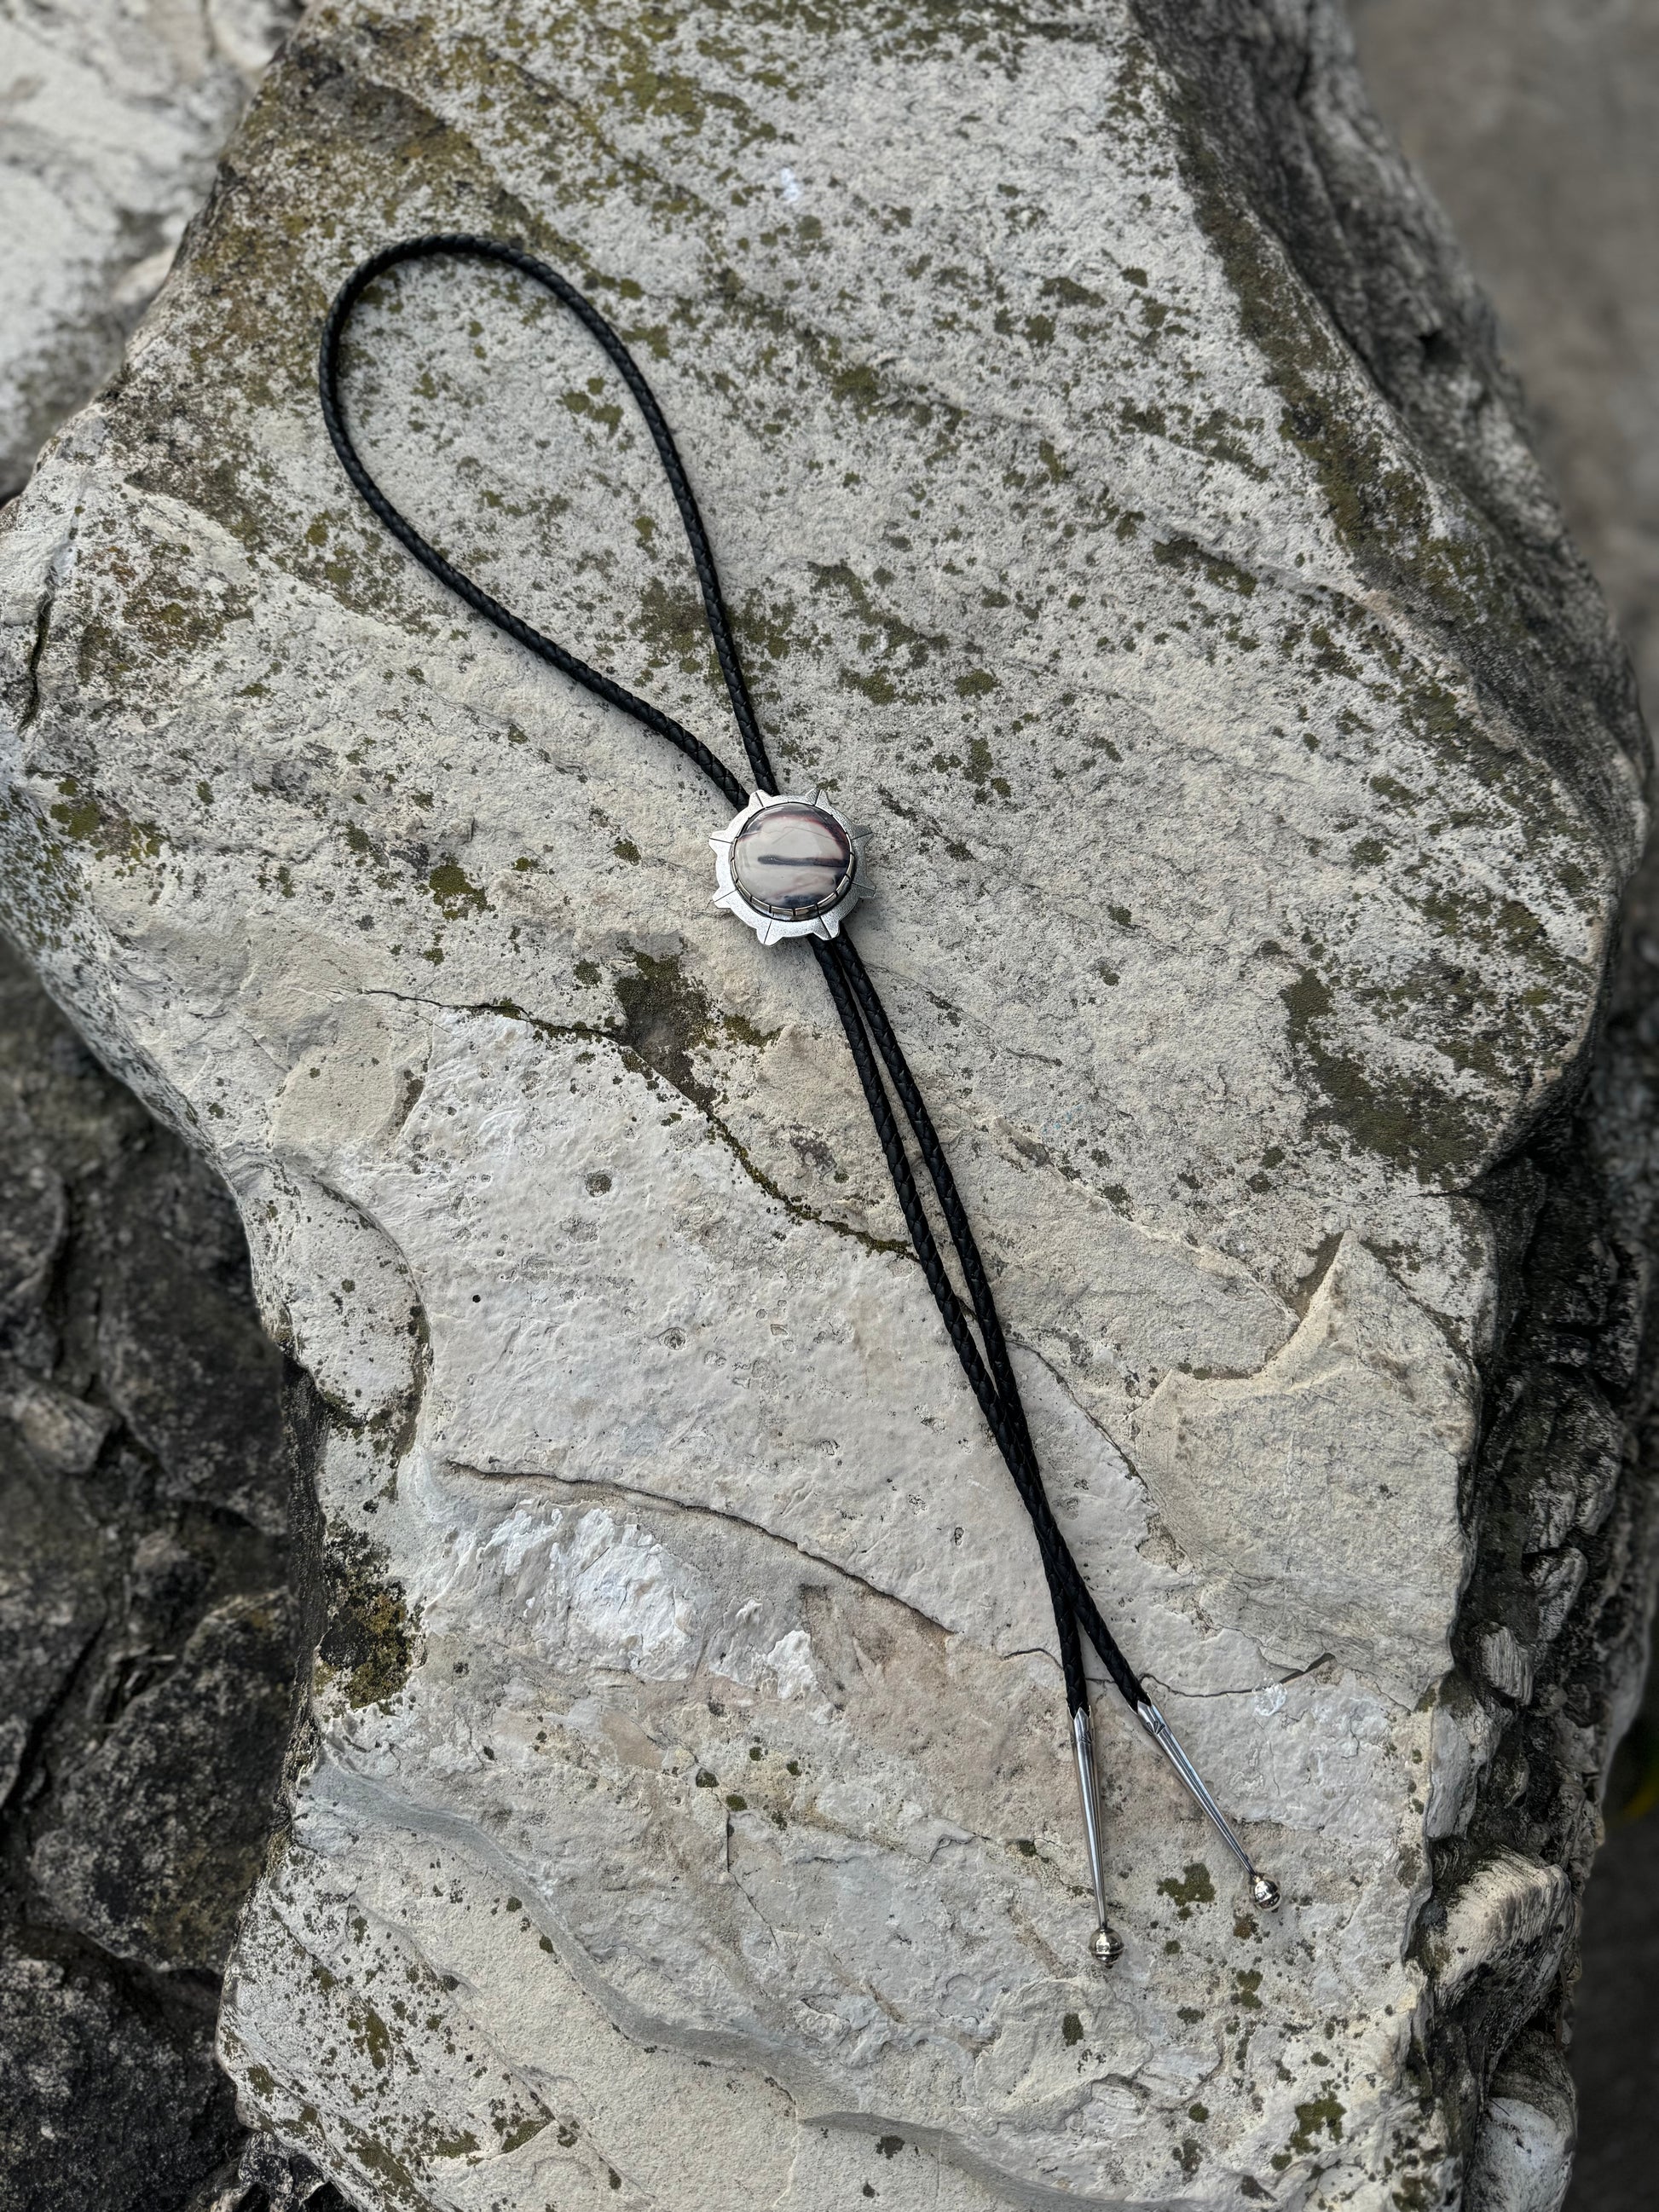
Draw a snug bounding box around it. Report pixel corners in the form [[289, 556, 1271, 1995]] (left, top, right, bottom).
[[318, 233, 1147, 1724], [319, 234, 769, 808]]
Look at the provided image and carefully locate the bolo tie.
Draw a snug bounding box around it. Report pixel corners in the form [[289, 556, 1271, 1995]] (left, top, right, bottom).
[[318, 234, 1280, 1963]]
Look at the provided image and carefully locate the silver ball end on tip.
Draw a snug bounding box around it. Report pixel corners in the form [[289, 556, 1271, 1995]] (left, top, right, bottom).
[[1089, 1924, 1124, 1967], [1249, 1873, 1281, 1913]]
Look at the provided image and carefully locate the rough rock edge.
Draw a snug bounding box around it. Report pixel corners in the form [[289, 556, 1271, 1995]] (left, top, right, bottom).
[[1122, 3, 1657, 2202], [0, 0, 324, 2193]]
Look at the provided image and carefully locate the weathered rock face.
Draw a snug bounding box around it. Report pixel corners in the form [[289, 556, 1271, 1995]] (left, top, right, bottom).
[[1346, 12, 1659, 2210], [0, 0, 300, 501], [0, 933, 298, 2212], [0, 1, 1651, 2206]]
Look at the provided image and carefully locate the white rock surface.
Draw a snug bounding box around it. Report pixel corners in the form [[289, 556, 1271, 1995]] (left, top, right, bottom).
[[0, 0, 299, 497], [0, 0, 1648, 2205]]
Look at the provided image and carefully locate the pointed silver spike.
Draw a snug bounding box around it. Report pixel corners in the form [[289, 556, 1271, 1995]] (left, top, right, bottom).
[[1071, 1707, 1124, 1966], [1136, 1698, 1280, 1911]]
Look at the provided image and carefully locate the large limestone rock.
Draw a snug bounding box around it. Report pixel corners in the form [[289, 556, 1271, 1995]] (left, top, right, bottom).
[[1, 1, 1652, 2204]]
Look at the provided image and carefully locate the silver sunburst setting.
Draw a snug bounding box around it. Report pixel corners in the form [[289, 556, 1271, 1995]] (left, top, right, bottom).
[[709, 789, 869, 945]]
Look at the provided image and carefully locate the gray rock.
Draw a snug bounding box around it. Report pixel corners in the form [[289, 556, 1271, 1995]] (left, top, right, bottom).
[[1465, 2030, 1575, 2212], [32, 1588, 297, 1974], [0, 1449, 104, 1805], [91, 1131, 292, 1534], [0, 932, 298, 2212], [0, 0, 1655, 2205], [2, 3, 371, 2201], [0, 0, 301, 500], [0, 1928, 234, 2210]]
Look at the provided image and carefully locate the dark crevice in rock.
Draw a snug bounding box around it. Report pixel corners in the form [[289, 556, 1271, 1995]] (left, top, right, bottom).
[[1397, 846, 1659, 2183], [0, 931, 323, 2212], [315, 1527, 418, 1712], [19, 555, 61, 733]]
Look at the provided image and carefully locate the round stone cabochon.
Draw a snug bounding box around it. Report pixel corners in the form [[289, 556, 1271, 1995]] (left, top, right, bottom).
[[731, 800, 856, 920]]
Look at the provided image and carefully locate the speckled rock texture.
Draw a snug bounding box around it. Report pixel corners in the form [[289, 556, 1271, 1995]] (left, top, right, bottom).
[[0, 932, 302, 2211], [0, 1, 1655, 2206], [0, 0, 300, 502]]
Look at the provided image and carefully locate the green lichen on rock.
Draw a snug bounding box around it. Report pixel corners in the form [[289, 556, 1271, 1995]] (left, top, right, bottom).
[[317, 1528, 418, 1707]]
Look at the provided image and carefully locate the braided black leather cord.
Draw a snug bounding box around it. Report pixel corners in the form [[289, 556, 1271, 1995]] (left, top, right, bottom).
[[317, 234, 1147, 1724], [824, 934, 1146, 1711], [806, 935, 1089, 1714], [319, 234, 769, 809]]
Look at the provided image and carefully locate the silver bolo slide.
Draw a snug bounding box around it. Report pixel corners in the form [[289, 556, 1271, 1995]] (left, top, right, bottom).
[[1072, 1702, 1280, 1966]]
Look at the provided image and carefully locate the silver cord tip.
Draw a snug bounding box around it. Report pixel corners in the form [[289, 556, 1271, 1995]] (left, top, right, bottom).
[[1136, 1696, 1277, 1910], [1089, 1923, 1124, 1967], [1071, 1707, 1112, 1937]]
